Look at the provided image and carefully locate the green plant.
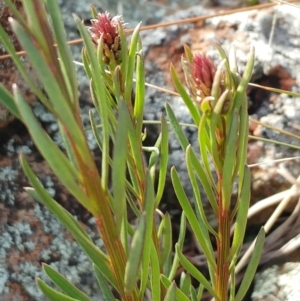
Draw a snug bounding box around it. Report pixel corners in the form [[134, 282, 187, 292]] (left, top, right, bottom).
[[0, 0, 267, 300]]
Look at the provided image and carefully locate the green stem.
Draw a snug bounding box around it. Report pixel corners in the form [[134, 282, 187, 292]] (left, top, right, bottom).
[[215, 167, 231, 301]]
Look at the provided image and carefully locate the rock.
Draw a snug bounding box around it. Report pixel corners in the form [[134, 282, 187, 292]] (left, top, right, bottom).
[[252, 263, 300, 301]]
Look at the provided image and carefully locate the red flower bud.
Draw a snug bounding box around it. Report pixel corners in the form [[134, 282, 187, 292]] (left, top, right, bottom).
[[88, 12, 125, 64], [190, 54, 217, 103]]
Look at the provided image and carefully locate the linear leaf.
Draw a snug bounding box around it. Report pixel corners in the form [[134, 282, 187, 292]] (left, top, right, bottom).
[[221, 109, 239, 210], [186, 146, 217, 237], [186, 146, 218, 214], [13, 88, 95, 213], [74, 15, 111, 189], [112, 101, 130, 235], [20, 155, 117, 289], [150, 242, 161, 301], [166, 102, 189, 150], [168, 212, 186, 281], [139, 173, 156, 297], [125, 23, 141, 103], [161, 213, 172, 269], [45, 0, 78, 104], [171, 167, 216, 269], [234, 228, 265, 301], [176, 245, 217, 299], [134, 47, 145, 133], [170, 64, 200, 125], [42, 264, 92, 301], [155, 114, 169, 206], [10, 19, 83, 147], [161, 275, 190, 301], [93, 264, 116, 301], [163, 281, 177, 301], [124, 213, 146, 293], [229, 165, 251, 260], [180, 273, 191, 296], [36, 278, 79, 301], [0, 24, 52, 111], [0, 84, 20, 119]]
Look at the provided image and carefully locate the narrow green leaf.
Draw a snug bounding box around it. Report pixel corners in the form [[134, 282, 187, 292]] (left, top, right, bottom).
[[0, 85, 20, 119], [232, 47, 255, 111], [236, 98, 249, 193], [82, 48, 93, 79], [212, 42, 233, 90], [180, 272, 191, 296], [74, 15, 111, 189], [45, 0, 78, 104], [0, 24, 51, 110], [160, 275, 190, 301], [186, 146, 217, 214], [13, 88, 95, 213], [124, 213, 146, 293], [127, 113, 145, 188], [175, 245, 218, 299], [163, 281, 177, 301], [36, 278, 79, 301], [190, 286, 198, 301], [229, 165, 251, 260], [119, 19, 128, 78], [90, 5, 98, 19], [10, 19, 84, 148], [198, 114, 218, 196], [125, 22, 141, 103], [42, 264, 92, 301], [166, 103, 189, 150], [112, 101, 130, 235], [155, 114, 169, 206], [139, 173, 156, 297], [170, 65, 200, 125], [127, 157, 141, 199], [211, 61, 228, 107], [221, 109, 239, 210], [168, 212, 186, 281], [233, 48, 254, 189], [134, 47, 145, 133], [20, 156, 117, 289], [230, 268, 236, 301], [161, 213, 172, 269], [93, 264, 116, 301], [171, 167, 216, 269], [183, 44, 194, 64], [186, 146, 217, 237], [150, 241, 161, 301], [234, 228, 265, 301], [21, 1, 47, 43], [148, 142, 161, 169], [57, 120, 77, 169], [112, 65, 122, 104], [3, 0, 28, 29], [207, 112, 222, 172], [196, 285, 204, 301]]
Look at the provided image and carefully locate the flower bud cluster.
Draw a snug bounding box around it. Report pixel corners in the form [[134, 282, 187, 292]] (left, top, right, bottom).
[[191, 54, 217, 103], [88, 12, 125, 64], [183, 51, 233, 115]]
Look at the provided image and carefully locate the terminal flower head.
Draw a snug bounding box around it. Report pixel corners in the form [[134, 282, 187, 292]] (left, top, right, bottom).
[[187, 53, 217, 103], [88, 12, 125, 64]]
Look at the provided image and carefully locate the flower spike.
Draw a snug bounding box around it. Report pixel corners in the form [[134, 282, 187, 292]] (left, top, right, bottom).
[[88, 12, 126, 64]]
